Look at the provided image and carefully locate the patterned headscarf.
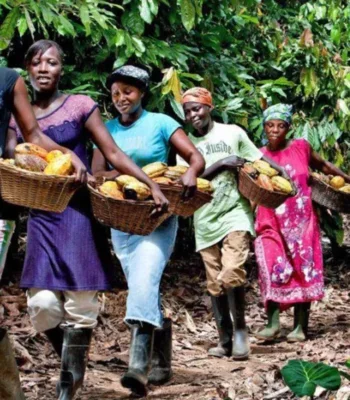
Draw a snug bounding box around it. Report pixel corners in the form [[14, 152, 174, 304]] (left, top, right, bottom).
[[263, 104, 293, 125], [107, 65, 150, 89], [181, 87, 213, 107]]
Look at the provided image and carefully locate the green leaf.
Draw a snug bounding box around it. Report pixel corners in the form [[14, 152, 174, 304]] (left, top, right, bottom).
[[180, 72, 203, 81], [148, 0, 159, 16], [281, 360, 341, 397], [58, 14, 76, 37], [132, 37, 146, 54], [300, 67, 319, 98], [122, 5, 145, 35], [139, 0, 153, 24], [79, 5, 91, 36], [169, 96, 185, 120], [114, 29, 125, 47], [337, 99, 350, 116], [0, 7, 20, 50], [91, 8, 108, 29], [41, 5, 54, 25], [17, 17, 28, 37], [24, 8, 36, 38], [180, 0, 196, 32]]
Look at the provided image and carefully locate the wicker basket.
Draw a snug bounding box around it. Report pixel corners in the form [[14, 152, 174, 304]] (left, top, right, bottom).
[[0, 162, 79, 212], [88, 183, 172, 235], [159, 184, 213, 217], [238, 169, 292, 209], [311, 176, 350, 213]]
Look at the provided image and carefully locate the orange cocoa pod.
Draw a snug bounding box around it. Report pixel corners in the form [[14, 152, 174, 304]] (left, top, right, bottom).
[[243, 163, 258, 178], [14, 153, 48, 172], [257, 174, 274, 191], [15, 143, 48, 160]]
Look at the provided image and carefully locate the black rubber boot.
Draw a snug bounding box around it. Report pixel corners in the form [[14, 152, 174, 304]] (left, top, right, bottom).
[[227, 287, 250, 360], [208, 295, 233, 357], [287, 302, 311, 342], [0, 328, 26, 400], [121, 323, 154, 397], [44, 325, 64, 357], [148, 318, 172, 385], [57, 327, 93, 400]]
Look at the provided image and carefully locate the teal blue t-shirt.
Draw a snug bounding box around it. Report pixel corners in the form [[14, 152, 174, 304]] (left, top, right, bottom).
[[105, 110, 181, 168]]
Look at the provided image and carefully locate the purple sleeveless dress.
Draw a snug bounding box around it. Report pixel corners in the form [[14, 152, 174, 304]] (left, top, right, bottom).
[[9, 95, 116, 291]]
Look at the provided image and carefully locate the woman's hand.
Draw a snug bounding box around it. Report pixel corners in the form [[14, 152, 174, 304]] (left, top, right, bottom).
[[180, 168, 197, 200], [70, 152, 87, 183], [150, 184, 169, 216], [221, 155, 245, 170]]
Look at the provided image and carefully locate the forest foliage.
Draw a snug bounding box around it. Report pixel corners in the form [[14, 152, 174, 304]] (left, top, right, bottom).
[[0, 0, 349, 241]]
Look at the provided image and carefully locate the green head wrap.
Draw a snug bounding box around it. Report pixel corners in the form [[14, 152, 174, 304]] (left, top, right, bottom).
[[263, 104, 293, 125]]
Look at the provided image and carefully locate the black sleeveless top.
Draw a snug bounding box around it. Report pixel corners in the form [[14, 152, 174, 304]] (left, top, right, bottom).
[[0, 67, 19, 156], [0, 67, 19, 219]]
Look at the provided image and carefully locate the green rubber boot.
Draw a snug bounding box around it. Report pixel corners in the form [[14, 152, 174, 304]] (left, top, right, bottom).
[[255, 301, 280, 341], [287, 303, 310, 343]]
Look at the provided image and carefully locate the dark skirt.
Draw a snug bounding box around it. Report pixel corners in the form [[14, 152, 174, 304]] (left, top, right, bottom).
[[20, 189, 116, 291]]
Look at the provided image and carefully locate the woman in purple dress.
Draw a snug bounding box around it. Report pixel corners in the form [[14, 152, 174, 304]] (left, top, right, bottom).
[[8, 40, 168, 400]]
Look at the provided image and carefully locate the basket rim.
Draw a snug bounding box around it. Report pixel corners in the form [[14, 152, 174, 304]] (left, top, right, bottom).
[[87, 182, 156, 206], [157, 182, 214, 201], [0, 161, 76, 182], [239, 169, 294, 198], [310, 175, 350, 194]]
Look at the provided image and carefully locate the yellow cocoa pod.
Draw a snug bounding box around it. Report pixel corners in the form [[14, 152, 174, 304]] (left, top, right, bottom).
[[142, 162, 168, 178], [197, 178, 214, 193], [169, 165, 188, 174], [44, 154, 73, 176], [339, 185, 350, 193], [15, 153, 48, 172], [2, 158, 15, 165], [15, 143, 48, 160], [46, 150, 63, 163], [330, 176, 345, 189], [164, 166, 188, 180], [253, 160, 279, 177], [124, 181, 151, 201], [152, 177, 173, 185], [271, 176, 293, 194], [115, 175, 139, 189], [99, 181, 124, 200]]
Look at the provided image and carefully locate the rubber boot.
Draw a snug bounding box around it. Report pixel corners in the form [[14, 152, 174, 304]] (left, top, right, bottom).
[[44, 325, 64, 357], [148, 318, 172, 385], [227, 287, 250, 360], [208, 295, 233, 357], [0, 328, 26, 400], [57, 327, 93, 400], [121, 323, 154, 397], [255, 301, 280, 341], [287, 302, 311, 342]]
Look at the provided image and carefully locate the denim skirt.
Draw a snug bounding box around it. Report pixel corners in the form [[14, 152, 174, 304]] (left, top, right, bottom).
[[111, 216, 178, 327]]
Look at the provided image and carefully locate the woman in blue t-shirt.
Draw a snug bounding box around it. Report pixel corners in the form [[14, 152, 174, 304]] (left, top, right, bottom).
[[92, 65, 204, 395]]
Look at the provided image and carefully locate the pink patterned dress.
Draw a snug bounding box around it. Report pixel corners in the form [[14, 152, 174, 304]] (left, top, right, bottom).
[[254, 139, 324, 310]]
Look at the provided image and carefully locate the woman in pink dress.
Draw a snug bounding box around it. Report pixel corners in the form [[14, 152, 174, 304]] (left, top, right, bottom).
[[255, 104, 350, 342]]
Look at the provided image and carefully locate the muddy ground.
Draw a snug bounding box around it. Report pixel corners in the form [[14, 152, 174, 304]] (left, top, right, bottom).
[[0, 216, 350, 400]]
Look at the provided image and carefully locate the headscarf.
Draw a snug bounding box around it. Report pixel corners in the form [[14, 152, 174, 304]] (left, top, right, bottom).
[[107, 65, 150, 90], [263, 104, 293, 125], [181, 87, 213, 107]]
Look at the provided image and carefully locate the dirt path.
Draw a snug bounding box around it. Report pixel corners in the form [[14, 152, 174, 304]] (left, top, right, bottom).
[[1, 246, 350, 400]]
